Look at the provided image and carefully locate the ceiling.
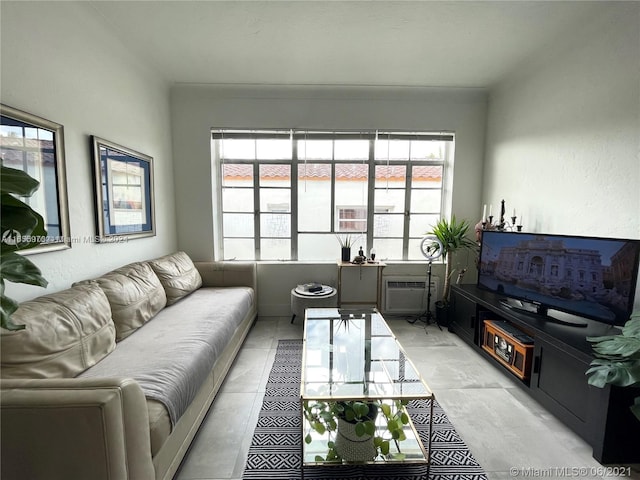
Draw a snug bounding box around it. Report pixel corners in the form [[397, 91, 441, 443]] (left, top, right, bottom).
[[88, 1, 610, 89]]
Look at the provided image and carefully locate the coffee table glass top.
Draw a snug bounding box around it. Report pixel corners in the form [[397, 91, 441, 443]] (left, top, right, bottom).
[[301, 308, 433, 466], [302, 308, 432, 400]]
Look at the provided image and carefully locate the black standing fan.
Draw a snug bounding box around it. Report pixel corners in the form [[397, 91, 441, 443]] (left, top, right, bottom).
[[408, 235, 443, 328]]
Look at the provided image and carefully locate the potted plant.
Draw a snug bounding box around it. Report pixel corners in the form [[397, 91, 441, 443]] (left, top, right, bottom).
[[586, 312, 640, 421], [1, 163, 49, 330], [336, 233, 359, 262], [425, 215, 477, 325], [303, 398, 410, 462]]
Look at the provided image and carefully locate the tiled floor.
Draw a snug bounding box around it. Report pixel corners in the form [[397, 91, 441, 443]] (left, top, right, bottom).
[[175, 316, 640, 480]]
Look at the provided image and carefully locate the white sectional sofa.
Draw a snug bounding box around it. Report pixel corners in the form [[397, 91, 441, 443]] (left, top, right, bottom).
[[0, 252, 258, 480]]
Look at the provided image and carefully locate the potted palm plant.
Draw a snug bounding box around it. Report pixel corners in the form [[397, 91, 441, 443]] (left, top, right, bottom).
[[426, 215, 477, 325], [1, 162, 49, 330]]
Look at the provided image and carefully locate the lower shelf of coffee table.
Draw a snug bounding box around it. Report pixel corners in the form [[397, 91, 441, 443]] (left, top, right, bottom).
[[301, 402, 430, 466]]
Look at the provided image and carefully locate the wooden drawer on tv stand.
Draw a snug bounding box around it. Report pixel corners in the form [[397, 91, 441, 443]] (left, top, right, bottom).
[[482, 320, 534, 380]]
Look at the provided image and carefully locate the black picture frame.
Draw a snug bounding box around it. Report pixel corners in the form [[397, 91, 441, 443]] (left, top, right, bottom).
[[0, 104, 71, 253], [91, 136, 155, 241]]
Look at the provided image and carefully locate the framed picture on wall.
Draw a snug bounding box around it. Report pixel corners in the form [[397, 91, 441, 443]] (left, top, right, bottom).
[[0, 104, 71, 253], [91, 136, 155, 241]]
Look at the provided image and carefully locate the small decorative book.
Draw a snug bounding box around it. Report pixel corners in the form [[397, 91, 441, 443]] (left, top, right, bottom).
[[302, 283, 323, 293]]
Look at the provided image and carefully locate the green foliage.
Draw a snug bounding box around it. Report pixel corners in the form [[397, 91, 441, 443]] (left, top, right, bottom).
[[303, 398, 410, 462], [0, 163, 49, 330], [586, 313, 640, 421], [428, 215, 476, 261], [426, 215, 477, 304]]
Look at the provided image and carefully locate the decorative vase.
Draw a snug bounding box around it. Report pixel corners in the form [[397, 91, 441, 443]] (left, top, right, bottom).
[[341, 247, 351, 262], [334, 418, 377, 462]]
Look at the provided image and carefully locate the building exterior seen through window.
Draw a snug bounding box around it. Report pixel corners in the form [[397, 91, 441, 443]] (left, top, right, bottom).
[[212, 130, 452, 261]]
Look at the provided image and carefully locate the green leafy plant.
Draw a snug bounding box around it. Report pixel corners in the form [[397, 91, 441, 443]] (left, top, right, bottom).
[[426, 215, 477, 304], [0, 163, 49, 330], [303, 399, 410, 462], [586, 313, 640, 421]]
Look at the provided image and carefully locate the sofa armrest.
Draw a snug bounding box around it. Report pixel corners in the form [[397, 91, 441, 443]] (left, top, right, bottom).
[[194, 261, 257, 291], [0, 377, 155, 480]]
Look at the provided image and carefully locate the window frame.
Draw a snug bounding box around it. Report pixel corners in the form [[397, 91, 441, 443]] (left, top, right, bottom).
[[212, 130, 453, 261]]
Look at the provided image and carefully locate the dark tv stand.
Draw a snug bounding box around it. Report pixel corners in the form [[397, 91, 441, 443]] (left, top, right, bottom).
[[450, 284, 640, 464], [498, 298, 588, 328]]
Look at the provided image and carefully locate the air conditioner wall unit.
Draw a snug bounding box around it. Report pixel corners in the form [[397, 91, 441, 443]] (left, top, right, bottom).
[[383, 276, 440, 315]]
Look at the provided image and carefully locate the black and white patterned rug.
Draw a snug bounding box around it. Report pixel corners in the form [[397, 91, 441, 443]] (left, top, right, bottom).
[[242, 340, 487, 480]]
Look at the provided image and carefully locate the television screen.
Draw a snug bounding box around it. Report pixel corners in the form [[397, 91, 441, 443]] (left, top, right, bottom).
[[477, 231, 640, 326]]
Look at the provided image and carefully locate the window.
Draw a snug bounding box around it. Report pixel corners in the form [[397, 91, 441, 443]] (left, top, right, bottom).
[[337, 206, 367, 232], [108, 158, 146, 224], [212, 130, 452, 261]]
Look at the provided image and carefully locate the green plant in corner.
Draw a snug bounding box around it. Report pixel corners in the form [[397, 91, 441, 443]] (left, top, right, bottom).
[[586, 313, 640, 421], [426, 215, 477, 305], [0, 162, 49, 330]]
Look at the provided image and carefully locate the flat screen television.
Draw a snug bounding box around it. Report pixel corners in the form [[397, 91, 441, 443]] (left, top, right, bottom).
[[477, 231, 640, 327]]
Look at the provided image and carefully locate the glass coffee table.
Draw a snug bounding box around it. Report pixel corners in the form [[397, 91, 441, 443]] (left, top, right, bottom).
[[301, 308, 433, 472]]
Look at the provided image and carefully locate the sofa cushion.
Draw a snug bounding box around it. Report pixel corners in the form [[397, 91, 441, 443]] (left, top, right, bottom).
[[89, 262, 167, 341], [148, 251, 202, 305], [78, 286, 254, 426], [0, 283, 116, 379]]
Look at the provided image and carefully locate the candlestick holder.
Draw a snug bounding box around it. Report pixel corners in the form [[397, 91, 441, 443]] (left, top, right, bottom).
[[482, 200, 523, 232]]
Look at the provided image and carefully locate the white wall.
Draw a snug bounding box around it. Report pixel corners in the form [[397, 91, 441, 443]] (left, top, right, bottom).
[[1, 2, 178, 302], [483, 3, 639, 239], [170, 85, 487, 314], [483, 3, 640, 311]]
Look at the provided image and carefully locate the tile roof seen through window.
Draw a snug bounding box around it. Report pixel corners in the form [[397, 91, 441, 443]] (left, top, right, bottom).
[[222, 164, 442, 181]]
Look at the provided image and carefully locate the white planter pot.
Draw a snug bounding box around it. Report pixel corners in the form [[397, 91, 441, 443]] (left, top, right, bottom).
[[334, 418, 377, 462]]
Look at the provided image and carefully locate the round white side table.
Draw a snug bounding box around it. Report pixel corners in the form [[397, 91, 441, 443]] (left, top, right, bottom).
[[290, 286, 337, 323]]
